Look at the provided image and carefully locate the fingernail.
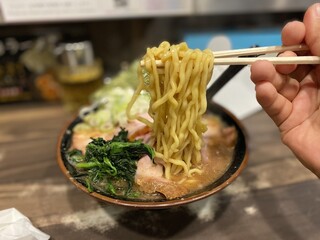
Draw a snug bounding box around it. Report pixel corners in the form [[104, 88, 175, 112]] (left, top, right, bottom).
[[316, 3, 320, 17]]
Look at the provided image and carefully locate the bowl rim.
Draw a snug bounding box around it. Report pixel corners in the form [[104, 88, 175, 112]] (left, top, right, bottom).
[[56, 101, 249, 209]]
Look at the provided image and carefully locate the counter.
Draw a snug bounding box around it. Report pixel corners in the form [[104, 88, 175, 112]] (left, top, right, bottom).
[[0, 102, 319, 239]]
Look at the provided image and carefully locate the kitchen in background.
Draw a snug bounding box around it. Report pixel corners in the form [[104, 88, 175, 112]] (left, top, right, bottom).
[[0, 0, 317, 110]]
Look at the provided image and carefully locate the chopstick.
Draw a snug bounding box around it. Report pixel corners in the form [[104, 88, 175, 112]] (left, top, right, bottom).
[[140, 44, 320, 67], [213, 44, 309, 58], [214, 56, 320, 65]]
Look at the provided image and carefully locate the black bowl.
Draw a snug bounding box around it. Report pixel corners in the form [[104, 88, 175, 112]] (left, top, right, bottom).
[[57, 101, 249, 209]]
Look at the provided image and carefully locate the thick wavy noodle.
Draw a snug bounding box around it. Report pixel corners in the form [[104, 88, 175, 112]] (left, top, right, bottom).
[[127, 41, 214, 180]]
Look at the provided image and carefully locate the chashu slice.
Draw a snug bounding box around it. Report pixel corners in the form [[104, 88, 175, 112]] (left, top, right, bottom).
[[135, 155, 188, 199]]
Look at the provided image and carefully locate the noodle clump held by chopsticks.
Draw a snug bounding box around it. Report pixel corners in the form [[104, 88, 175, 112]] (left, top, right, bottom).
[[127, 41, 214, 180]]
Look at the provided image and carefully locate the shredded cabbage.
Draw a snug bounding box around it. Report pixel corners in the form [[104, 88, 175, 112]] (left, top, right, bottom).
[[74, 87, 149, 133]]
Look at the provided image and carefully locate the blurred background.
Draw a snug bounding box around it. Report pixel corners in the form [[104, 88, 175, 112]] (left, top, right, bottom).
[[0, 0, 317, 112]]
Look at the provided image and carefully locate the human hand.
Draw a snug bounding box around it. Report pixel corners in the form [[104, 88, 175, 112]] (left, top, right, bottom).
[[250, 3, 320, 177]]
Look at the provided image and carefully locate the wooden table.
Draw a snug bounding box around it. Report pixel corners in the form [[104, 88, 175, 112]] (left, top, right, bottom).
[[0, 102, 319, 240]]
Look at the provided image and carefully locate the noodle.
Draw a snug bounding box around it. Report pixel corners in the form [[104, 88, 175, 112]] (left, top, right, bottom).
[[126, 41, 214, 180]]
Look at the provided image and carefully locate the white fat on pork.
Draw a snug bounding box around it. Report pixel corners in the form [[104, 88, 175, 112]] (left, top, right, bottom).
[[72, 113, 152, 153], [203, 117, 237, 147], [126, 113, 152, 141], [71, 130, 117, 153], [135, 155, 188, 199]]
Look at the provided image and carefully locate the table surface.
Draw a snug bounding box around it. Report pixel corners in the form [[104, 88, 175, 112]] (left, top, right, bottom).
[[0, 102, 319, 240]]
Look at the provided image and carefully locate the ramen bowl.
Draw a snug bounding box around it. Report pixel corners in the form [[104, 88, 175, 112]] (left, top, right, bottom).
[[57, 101, 248, 209]]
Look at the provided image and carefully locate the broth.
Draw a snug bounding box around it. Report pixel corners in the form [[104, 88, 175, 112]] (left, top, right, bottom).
[[69, 114, 237, 201], [134, 114, 236, 200]]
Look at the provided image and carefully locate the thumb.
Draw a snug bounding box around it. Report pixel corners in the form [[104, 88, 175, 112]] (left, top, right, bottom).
[[303, 3, 320, 56]]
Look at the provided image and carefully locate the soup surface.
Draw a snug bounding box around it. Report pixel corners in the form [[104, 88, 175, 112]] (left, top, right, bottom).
[[67, 114, 236, 201]]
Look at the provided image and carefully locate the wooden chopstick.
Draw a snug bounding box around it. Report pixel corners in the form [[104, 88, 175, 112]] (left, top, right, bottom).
[[140, 44, 320, 67], [214, 56, 320, 65], [214, 44, 309, 58]]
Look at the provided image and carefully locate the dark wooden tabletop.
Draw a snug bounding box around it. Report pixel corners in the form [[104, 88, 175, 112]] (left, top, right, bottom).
[[0, 102, 319, 240]]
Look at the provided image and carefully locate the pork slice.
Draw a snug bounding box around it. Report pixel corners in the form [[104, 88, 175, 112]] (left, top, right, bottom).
[[203, 117, 223, 139], [71, 130, 117, 153], [221, 126, 237, 147], [135, 156, 189, 199], [125, 113, 152, 141], [203, 116, 237, 147], [71, 133, 93, 153]]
